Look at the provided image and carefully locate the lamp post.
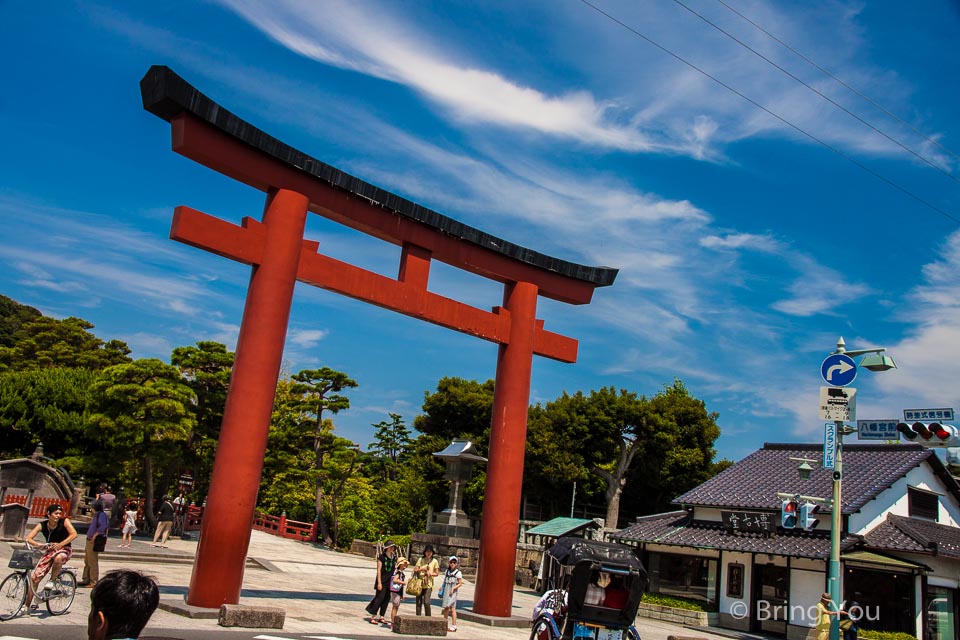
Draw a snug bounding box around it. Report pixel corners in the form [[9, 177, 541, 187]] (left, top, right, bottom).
[[824, 337, 896, 640]]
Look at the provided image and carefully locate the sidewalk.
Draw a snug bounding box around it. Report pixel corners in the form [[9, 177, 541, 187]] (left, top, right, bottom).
[[0, 532, 742, 640]]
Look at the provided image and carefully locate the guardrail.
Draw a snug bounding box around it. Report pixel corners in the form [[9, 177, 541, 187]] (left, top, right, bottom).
[[2, 495, 71, 518], [252, 511, 318, 542]]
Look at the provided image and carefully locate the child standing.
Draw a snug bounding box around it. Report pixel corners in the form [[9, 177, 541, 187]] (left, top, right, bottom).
[[388, 557, 410, 629], [120, 502, 138, 548], [441, 556, 464, 632]]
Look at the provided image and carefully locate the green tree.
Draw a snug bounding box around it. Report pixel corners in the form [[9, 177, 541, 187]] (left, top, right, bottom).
[[168, 341, 234, 498], [0, 367, 98, 465], [87, 359, 196, 529], [0, 294, 41, 347], [620, 380, 721, 519], [412, 378, 495, 518], [527, 380, 721, 528], [0, 316, 130, 372], [289, 367, 358, 538], [369, 413, 412, 481]]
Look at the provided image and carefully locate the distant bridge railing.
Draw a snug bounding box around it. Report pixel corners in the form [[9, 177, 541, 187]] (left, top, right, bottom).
[[2, 494, 71, 518], [252, 511, 318, 543]]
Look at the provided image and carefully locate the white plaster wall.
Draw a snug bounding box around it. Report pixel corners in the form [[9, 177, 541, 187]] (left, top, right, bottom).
[[719, 551, 752, 622], [850, 463, 960, 533], [790, 568, 824, 628]]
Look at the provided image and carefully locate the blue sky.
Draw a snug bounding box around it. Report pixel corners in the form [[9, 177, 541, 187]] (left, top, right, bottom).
[[3, 1, 960, 462]]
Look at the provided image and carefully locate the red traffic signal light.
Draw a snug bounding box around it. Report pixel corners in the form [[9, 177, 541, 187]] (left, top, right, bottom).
[[781, 499, 798, 529], [896, 422, 960, 447]]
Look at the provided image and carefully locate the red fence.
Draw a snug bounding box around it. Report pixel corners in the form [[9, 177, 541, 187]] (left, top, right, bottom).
[[2, 495, 71, 518], [252, 511, 318, 542]]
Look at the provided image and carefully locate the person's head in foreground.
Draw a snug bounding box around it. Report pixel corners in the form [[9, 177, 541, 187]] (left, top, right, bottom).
[[88, 570, 160, 640]]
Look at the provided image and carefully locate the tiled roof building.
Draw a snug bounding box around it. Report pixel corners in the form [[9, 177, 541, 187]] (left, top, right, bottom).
[[611, 443, 960, 640]]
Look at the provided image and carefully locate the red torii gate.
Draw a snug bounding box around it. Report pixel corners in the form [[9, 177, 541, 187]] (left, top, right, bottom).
[[140, 66, 617, 616]]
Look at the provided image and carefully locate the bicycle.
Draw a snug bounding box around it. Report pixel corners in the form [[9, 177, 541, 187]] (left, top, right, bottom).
[[0, 544, 77, 620]]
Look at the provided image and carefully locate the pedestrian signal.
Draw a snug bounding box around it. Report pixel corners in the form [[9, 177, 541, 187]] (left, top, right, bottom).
[[781, 498, 798, 529], [800, 502, 820, 531]]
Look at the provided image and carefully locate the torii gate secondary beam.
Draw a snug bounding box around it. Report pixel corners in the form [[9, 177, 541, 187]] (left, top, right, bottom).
[[171, 206, 578, 362], [140, 66, 617, 616]]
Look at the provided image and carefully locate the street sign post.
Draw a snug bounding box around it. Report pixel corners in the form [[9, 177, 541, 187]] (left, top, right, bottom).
[[823, 423, 837, 470], [819, 387, 857, 421], [857, 420, 900, 440], [821, 354, 858, 387]]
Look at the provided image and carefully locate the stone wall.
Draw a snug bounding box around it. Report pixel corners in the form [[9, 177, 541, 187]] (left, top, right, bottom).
[[637, 602, 720, 627]]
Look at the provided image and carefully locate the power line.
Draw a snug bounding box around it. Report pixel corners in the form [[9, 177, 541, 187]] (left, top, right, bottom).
[[576, 0, 959, 225], [669, 0, 960, 185], [713, 0, 960, 165]]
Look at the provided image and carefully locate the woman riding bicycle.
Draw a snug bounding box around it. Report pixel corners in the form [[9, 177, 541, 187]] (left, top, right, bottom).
[[24, 503, 77, 610]]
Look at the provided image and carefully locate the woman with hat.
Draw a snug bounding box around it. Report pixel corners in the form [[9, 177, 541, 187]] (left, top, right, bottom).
[[413, 544, 440, 616], [441, 556, 464, 632], [816, 592, 840, 640], [365, 540, 398, 624]]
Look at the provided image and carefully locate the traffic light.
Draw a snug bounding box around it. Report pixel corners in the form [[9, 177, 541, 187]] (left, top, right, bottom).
[[896, 422, 960, 447], [800, 502, 820, 531], [781, 498, 798, 529]]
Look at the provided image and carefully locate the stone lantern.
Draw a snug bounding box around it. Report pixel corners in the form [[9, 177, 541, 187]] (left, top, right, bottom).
[[428, 439, 487, 538]]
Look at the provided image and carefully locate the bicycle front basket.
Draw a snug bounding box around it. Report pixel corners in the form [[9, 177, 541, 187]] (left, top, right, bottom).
[[8, 549, 39, 570]]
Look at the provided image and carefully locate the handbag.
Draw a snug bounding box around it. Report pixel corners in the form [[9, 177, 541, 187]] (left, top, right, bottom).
[[93, 535, 107, 553], [406, 575, 423, 596]]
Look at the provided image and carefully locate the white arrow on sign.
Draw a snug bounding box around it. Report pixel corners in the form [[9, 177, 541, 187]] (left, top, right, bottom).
[[826, 359, 854, 382]]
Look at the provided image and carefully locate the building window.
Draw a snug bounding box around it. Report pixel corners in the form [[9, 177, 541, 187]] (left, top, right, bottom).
[[646, 553, 717, 607], [909, 487, 939, 521]]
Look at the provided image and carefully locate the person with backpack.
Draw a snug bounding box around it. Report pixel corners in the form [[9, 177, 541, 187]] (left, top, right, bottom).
[[440, 556, 463, 632], [387, 557, 409, 629]]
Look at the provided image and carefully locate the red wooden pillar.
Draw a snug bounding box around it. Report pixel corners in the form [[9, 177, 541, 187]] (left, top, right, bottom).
[[186, 188, 309, 607], [473, 281, 538, 617]]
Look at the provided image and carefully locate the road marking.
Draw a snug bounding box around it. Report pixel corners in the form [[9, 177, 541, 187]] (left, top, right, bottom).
[[252, 635, 297, 640]]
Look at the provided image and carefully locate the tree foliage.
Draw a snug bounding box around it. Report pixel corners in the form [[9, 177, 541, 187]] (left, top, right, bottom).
[[0, 367, 98, 465], [87, 359, 196, 528], [0, 316, 130, 373], [369, 413, 412, 481], [0, 295, 41, 348], [168, 341, 234, 497]]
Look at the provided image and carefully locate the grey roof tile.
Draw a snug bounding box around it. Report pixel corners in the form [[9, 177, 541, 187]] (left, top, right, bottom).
[[673, 443, 945, 514], [611, 510, 858, 559], [875, 514, 960, 559]]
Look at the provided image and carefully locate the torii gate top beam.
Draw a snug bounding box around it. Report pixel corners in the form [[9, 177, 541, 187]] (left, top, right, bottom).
[[140, 66, 617, 306]]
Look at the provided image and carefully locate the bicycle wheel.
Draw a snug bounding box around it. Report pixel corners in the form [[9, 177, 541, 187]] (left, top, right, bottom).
[[45, 569, 76, 615], [0, 572, 27, 621]]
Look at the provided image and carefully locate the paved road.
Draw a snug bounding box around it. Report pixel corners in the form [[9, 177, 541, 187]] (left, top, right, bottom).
[[0, 532, 735, 640]]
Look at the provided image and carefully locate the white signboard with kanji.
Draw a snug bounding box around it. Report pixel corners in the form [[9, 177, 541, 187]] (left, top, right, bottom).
[[819, 386, 857, 421]]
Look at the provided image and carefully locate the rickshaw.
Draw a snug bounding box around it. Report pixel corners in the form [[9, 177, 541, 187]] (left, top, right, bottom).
[[531, 537, 647, 640]]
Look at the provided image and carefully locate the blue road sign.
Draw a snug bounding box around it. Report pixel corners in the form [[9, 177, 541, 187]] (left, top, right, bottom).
[[823, 423, 837, 469], [821, 354, 857, 386]]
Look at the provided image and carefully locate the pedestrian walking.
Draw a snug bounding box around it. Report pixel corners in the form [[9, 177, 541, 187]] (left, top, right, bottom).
[[816, 592, 841, 640], [364, 540, 398, 624], [120, 501, 138, 548], [151, 495, 174, 547], [80, 499, 109, 588], [441, 555, 463, 632], [413, 544, 440, 616]]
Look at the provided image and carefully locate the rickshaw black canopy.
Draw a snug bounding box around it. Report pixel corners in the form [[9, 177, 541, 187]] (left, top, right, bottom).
[[546, 538, 646, 573]]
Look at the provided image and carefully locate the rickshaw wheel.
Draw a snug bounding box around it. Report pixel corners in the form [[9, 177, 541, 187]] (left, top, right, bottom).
[[530, 617, 555, 640]]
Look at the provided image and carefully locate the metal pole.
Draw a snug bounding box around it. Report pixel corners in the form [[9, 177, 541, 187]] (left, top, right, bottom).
[[828, 337, 845, 640], [828, 422, 843, 640], [570, 481, 576, 518]]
